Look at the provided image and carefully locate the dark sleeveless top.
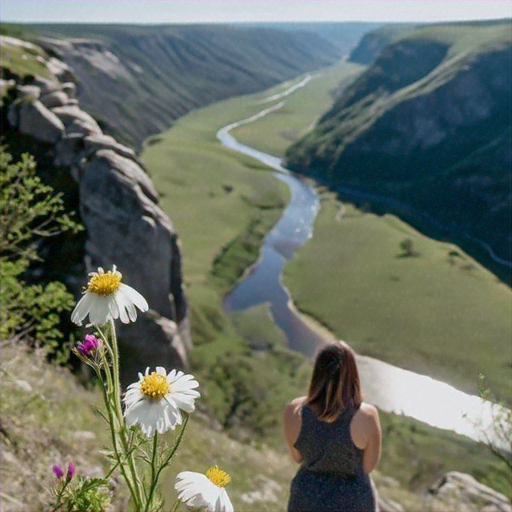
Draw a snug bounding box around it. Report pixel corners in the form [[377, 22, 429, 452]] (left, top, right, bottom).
[[287, 405, 378, 512]]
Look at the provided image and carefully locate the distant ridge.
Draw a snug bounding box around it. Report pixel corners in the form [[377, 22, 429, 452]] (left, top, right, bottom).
[[12, 22, 360, 149]]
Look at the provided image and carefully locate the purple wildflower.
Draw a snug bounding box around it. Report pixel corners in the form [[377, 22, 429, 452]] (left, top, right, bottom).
[[53, 465, 64, 479], [66, 462, 76, 482], [76, 334, 101, 357]]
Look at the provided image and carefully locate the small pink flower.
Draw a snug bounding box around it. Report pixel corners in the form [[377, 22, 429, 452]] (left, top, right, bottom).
[[76, 334, 101, 357], [53, 465, 64, 479], [66, 462, 76, 482]]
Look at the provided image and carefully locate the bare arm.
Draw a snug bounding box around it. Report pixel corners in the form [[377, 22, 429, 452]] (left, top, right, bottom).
[[283, 397, 305, 463], [350, 403, 382, 474]]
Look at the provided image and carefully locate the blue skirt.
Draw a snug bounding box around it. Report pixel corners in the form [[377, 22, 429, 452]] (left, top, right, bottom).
[[287, 467, 378, 512]]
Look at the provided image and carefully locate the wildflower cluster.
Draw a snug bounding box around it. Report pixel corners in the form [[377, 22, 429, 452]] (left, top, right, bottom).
[[50, 266, 233, 512]]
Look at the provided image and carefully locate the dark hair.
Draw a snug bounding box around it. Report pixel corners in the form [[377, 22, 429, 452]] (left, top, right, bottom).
[[305, 341, 362, 421]]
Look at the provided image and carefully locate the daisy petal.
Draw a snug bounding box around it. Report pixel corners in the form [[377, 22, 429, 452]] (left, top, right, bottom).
[[71, 292, 95, 326], [119, 284, 148, 312]]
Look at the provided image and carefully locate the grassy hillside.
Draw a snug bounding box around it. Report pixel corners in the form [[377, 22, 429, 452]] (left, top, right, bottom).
[[3, 337, 509, 512], [348, 19, 511, 64], [286, 20, 512, 279]]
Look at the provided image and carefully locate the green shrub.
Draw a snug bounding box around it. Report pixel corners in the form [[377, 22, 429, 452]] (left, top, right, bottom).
[[0, 147, 81, 355]]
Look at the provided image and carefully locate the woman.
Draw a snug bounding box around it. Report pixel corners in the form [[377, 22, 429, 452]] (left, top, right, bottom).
[[283, 341, 381, 512]]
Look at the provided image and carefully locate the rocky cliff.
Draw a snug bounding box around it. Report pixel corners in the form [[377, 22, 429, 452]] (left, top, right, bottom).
[[286, 21, 512, 280], [2, 35, 189, 381]]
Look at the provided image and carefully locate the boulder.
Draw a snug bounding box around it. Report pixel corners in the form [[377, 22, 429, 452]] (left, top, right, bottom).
[[17, 85, 40, 100], [83, 134, 144, 169], [31, 76, 60, 93], [18, 100, 65, 143], [46, 56, 74, 81], [66, 118, 103, 136], [50, 105, 102, 135], [40, 90, 69, 108], [429, 471, 512, 511], [61, 81, 77, 98]]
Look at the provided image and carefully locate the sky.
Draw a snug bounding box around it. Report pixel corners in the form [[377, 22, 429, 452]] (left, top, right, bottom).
[[0, 0, 511, 25]]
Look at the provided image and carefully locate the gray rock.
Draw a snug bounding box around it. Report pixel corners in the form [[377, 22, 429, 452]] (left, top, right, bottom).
[[54, 133, 86, 167], [61, 81, 77, 98], [429, 471, 512, 512], [378, 496, 404, 512], [18, 100, 65, 143], [67, 118, 103, 136], [83, 134, 144, 169], [5, 41, 191, 377], [46, 56, 73, 79], [32, 76, 60, 93], [17, 85, 40, 100], [51, 105, 102, 136], [40, 90, 69, 108], [78, 149, 189, 377]]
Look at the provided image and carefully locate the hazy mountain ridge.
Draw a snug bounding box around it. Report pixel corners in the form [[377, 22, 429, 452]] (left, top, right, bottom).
[[26, 23, 345, 149], [285, 20, 512, 278]]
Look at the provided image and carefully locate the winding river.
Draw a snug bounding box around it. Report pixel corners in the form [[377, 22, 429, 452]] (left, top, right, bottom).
[[217, 77, 510, 450]]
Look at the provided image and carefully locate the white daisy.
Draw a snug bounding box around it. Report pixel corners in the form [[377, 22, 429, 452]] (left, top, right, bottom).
[[71, 265, 148, 326], [175, 466, 233, 512], [123, 366, 200, 437]]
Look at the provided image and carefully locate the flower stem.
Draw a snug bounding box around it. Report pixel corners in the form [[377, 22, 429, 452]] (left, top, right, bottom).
[[108, 319, 144, 510], [152, 414, 190, 497], [97, 349, 139, 509], [144, 432, 159, 512]]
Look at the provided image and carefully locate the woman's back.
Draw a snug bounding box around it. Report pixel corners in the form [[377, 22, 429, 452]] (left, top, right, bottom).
[[295, 405, 362, 475], [284, 342, 381, 512], [287, 404, 378, 512]]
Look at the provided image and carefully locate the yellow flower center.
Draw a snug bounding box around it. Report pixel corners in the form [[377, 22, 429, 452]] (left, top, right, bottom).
[[206, 466, 231, 488], [140, 372, 170, 400], [87, 271, 122, 296]]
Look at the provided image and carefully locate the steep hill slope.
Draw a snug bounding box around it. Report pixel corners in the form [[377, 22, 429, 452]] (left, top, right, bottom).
[[286, 21, 512, 280], [22, 23, 343, 149]]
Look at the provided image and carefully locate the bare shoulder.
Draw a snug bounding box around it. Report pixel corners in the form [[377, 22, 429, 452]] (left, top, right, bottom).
[[352, 403, 380, 429], [351, 403, 381, 452], [284, 396, 307, 417], [358, 402, 379, 420]]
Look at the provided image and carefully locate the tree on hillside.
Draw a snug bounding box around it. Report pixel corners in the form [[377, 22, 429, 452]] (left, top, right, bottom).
[[397, 238, 419, 258]]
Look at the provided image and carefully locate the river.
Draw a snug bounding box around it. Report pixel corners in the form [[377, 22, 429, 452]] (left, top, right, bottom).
[[216, 77, 510, 450]]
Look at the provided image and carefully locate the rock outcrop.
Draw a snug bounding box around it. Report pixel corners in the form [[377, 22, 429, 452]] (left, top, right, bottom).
[[4, 42, 190, 381], [429, 471, 512, 512]]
